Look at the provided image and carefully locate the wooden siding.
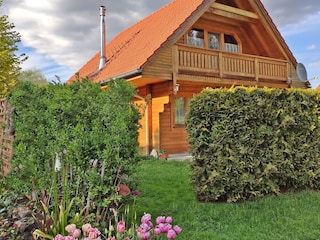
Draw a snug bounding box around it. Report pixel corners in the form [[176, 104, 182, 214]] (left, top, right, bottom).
[[0, 99, 14, 176], [136, 100, 148, 155], [160, 102, 189, 154], [143, 46, 173, 80], [150, 97, 169, 151]]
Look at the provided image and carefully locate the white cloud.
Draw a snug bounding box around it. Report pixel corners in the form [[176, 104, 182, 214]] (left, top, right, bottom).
[[261, 0, 320, 27], [2, 0, 320, 82], [307, 44, 316, 50], [309, 61, 320, 68]]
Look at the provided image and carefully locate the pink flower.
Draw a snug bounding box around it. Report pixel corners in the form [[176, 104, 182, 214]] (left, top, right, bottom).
[[159, 223, 171, 233], [64, 237, 76, 240], [141, 213, 152, 223], [167, 229, 177, 239], [65, 224, 77, 234], [72, 229, 81, 238], [124, 238, 130, 240], [137, 230, 151, 240], [82, 223, 92, 236], [173, 225, 182, 234], [53, 234, 65, 240], [154, 227, 161, 235], [156, 216, 165, 224], [87, 227, 101, 239], [117, 221, 126, 233], [107, 237, 115, 240], [165, 216, 172, 224], [138, 223, 149, 233], [12, 223, 18, 228], [134, 190, 140, 196]]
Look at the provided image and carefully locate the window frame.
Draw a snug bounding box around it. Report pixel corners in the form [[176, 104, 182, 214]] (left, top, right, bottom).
[[187, 28, 205, 48], [172, 96, 190, 128], [186, 28, 241, 53]]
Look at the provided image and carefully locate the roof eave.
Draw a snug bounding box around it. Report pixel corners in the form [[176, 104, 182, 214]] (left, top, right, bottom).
[[100, 68, 143, 86]]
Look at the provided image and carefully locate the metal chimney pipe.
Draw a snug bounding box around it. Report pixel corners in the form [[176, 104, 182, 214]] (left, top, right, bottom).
[[99, 6, 106, 70]]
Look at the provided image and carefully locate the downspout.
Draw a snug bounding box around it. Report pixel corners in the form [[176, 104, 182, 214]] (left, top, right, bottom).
[[134, 94, 150, 156], [99, 6, 106, 70]]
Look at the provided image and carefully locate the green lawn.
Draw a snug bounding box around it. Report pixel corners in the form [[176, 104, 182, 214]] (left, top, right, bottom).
[[133, 159, 320, 240]]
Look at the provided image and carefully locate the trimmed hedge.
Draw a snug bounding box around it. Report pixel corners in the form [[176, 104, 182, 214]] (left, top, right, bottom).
[[186, 87, 320, 202], [7, 79, 141, 207]]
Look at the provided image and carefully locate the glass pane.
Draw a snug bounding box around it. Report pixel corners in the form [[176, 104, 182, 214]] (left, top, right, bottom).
[[175, 97, 185, 124], [208, 32, 220, 50], [224, 34, 238, 53], [187, 29, 204, 48]]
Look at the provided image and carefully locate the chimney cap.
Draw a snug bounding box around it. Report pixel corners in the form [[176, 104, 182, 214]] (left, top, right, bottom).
[[100, 6, 106, 16]]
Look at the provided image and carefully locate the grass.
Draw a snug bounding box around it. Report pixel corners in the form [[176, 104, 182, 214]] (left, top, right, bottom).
[[133, 159, 320, 240]]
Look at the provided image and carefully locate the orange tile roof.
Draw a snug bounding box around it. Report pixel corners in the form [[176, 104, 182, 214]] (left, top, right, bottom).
[[68, 0, 209, 83], [68, 0, 298, 84]]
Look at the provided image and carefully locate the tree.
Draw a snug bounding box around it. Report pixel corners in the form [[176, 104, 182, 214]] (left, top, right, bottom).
[[18, 68, 49, 87], [0, 0, 27, 97]]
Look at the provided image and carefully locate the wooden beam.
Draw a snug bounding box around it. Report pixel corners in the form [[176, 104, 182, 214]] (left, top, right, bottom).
[[201, 12, 244, 26], [212, 2, 258, 19]]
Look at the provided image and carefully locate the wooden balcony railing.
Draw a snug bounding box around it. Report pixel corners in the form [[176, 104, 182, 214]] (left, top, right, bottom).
[[175, 44, 289, 82]]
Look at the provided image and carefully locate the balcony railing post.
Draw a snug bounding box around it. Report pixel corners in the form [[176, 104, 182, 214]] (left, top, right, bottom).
[[219, 52, 223, 78], [254, 57, 259, 82], [172, 45, 179, 92]]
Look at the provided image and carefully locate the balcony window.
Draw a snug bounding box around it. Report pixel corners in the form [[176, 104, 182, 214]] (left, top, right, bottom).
[[187, 29, 204, 48], [208, 32, 220, 50], [224, 34, 238, 53]]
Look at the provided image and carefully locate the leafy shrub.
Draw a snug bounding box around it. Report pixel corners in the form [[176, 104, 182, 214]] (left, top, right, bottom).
[[6, 79, 142, 218], [186, 87, 320, 202]]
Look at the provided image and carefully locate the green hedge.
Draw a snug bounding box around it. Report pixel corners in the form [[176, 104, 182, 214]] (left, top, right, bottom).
[[186, 87, 320, 202], [7, 79, 141, 209]]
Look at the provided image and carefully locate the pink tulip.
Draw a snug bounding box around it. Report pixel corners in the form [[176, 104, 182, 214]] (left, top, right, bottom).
[[154, 227, 161, 235], [137, 231, 151, 240], [173, 225, 182, 234], [156, 216, 165, 224], [117, 221, 126, 233], [165, 216, 172, 224], [87, 227, 101, 239], [64, 237, 76, 240], [167, 229, 177, 239], [141, 213, 152, 223], [65, 224, 77, 234], [72, 229, 81, 238], [53, 234, 65, 240], [160, 223, 171, 233], [82, 223, 92, 235]]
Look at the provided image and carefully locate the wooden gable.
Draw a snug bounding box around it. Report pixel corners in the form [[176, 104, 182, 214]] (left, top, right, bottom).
[[68, 0, 305, 89]]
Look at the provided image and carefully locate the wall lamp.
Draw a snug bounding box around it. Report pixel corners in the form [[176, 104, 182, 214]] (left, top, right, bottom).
[[173, 83, 180, 94]]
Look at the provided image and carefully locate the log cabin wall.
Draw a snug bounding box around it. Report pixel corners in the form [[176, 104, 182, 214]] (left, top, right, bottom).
[[159, 82, 222, 154], [143, 46, 173, 80], [134, 1, 307, 155], [160, 102, 189, 154]]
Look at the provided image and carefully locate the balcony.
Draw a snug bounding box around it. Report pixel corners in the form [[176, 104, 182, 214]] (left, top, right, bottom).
[[174, 44, 289, 84]]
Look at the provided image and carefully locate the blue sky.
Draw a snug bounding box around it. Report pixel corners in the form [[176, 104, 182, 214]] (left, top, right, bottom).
[[1, 0, 320, 87]]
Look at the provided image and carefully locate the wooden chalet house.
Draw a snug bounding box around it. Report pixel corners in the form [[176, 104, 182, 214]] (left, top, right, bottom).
[[68, 0, 307, 155]]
